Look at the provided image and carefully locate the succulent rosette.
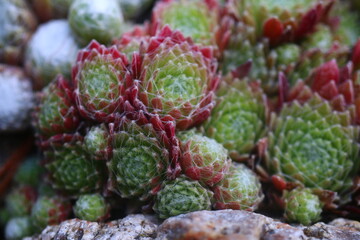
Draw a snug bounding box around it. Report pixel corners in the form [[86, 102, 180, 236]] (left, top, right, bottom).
[[151, 0, 219, 46], [204, 77, 268, 161], [213, 163, 264, 210], [31, 196, 71, 231], [153, 176, 213, 219], [0, 0, 37, 65], [14, 156, 43, 187], [72, 40, 131, 122], [73, 194, 109, 222], [84, 124, 112, 161], [69, 0, 124, 46], [5, 217, 34, 240], [265, 94, 360, 203], [34, 75, 79, 139], [132, 26, 220, 130], [44, 138, 105, 195], [225, 0, 334, 45], [0, 65, 34, 132], [108, 114, 177, 200], [25, 20, 79, 90], [5, 186, 37, 218], [284, 188, 323, 225], [179, 130, 231, 186]]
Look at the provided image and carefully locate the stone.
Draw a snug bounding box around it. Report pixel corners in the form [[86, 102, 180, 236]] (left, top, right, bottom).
[[24, 210, 360, 240]]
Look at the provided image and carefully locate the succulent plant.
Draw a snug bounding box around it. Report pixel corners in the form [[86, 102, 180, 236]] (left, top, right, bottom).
[[25, 20, 79, 90], [132, 26, 220, 130], [0, 65, 34, 132], [0, 0, 37, 64], [69, 0, 124, 46], [225, 0, 335, 45], [179, 130, 231, 186], [31, 0, 74, 22], [213, 163, 263, 210], [5, 186, 37, 218], [33, 75, 79, 138], [151, 0, 218, 46], [284, 188, 322, 225], [14, 156, 43, 187], [302, 24, 335, 52], [84, 124, 112, 160], [108, 115, 171, 200], [153, 176, 213, 219], [204, 77, 268, 161], [265, 95, 360, 201], [219, 18, 301, 95], [72, 40, 131, 122], [31, 196, 71, 231], [5, 217, 34, 240], [73, 193, 109, 222], [44, 140, 105, 195]]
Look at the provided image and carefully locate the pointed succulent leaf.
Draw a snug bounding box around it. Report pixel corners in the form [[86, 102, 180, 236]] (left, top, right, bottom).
[[284, 188, 322, 225], [134, 26, 220, 130], [74, 194, 109, 222], [73, 40, 131, 122], [179, 130, 231, 186], [213, 163, 264, 211], [31, 196, 71, 231], [153, 176, 213, 219], [34, 74, 80, 138]]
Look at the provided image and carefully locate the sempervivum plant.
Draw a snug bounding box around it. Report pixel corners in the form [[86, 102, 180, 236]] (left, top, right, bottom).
[[108, 114, 177, 200], [73, 194, 109, 222], [225, 0, 334, 45], [33, 75, 79, 139], [72, 40, 131, 122], [132, 26, 220, 130], [0, 65, 34, 132], [179, 130, 231, 186], [213, 163, 263, 210], [44, 138, 106, 195], [153, 176, 213, 219], [25, 20, 79, 90], [0, 0, 37, 65], [151, 0, 219, 46], [204, 77, 268, 161], [5, 186, 37, 218], [265, 94, 360, 203], [84, 124, 112, 161], [31, 196, 71, 231], [284, 188, 323, 225], [69, 0, 124, 46]]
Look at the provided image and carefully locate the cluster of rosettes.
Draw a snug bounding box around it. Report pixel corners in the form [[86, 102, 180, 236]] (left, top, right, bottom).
[[25, 0, 360, 231]]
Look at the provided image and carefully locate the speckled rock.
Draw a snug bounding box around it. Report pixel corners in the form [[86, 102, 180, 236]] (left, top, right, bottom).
[[24, 211, 360, 240]]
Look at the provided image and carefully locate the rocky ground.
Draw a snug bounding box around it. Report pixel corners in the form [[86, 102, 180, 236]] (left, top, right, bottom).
[[25, 210, 360, 240]]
